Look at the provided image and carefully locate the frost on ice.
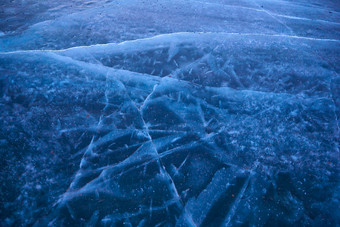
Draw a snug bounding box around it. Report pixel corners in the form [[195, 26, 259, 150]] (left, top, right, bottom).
[[0, 0, 339, 226]]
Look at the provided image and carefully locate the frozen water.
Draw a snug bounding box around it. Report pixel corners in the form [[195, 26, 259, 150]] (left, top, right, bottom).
[[0, 0, 339, 226]]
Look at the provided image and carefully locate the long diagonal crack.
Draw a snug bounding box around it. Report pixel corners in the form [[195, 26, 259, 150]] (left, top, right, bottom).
[[222, 174, 252, 227], [1, 31, 339, 56]]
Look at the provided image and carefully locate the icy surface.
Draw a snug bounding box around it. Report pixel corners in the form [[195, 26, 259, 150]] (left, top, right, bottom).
[[0, 0, 339, 226]]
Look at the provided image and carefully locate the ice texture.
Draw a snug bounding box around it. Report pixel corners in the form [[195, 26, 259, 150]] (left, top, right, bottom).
[[0, 0, 339, 226]]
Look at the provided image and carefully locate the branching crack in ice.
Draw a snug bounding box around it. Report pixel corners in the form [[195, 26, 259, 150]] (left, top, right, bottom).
[[135, 78, 186, 215]]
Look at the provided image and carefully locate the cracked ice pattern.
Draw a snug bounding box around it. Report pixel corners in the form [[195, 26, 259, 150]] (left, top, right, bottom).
[[0, 0, 340, 227]]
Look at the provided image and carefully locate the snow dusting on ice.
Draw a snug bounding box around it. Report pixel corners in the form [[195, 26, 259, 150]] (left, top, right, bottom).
[[0, 0, 339, 226]]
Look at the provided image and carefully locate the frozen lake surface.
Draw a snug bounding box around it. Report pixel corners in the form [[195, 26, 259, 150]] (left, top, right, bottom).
[[0, 0, 339, 226]]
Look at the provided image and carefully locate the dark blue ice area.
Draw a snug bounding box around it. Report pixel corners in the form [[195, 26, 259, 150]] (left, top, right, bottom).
[[0, 0, 339, 226]]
